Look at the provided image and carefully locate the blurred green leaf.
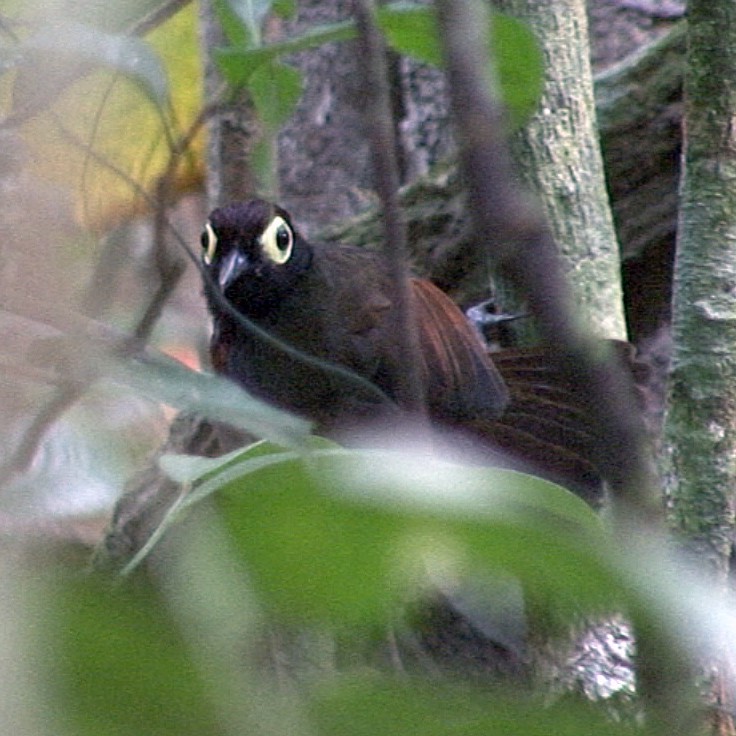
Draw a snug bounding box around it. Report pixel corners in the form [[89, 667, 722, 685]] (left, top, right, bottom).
[[248, 58, 303, 130], [492, 13, 544, 126], [216, 448, 404, 626], [310, 674, 643, 736], [41, 572, 220, 736], [212, 444, 616, 626], [378, 5, 542, 127], [214, 0, 253, 46], [123, 439, 337, 576], [112, 349, 312, 447], [377, 4, 443, 67]]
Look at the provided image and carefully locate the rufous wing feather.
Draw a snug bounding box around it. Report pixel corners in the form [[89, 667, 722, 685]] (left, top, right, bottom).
[[482, 342, 650, 502], [411, 278, 510, 421]]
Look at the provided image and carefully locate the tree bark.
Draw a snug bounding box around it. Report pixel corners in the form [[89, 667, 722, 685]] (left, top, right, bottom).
[[665, 4, 736, 593], [596, 22, 685, 339], [663, 2, 736, 732], [492, 0, 626, 339]]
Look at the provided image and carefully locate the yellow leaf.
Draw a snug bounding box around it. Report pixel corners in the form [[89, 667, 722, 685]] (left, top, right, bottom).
[[17, 5, 204, 232]]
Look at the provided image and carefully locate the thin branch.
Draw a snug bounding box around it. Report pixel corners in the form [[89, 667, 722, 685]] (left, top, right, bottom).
[[353, 0, 426, 417], [0, 384, 86, 477], [130, 0, 192, 37], [435, 0, 656, 517]]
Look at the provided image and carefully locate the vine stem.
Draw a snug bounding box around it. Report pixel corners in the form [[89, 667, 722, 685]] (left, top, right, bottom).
[[353, 0, 427, 419]]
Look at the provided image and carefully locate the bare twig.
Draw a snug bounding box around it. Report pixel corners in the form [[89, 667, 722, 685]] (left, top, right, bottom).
[[353, 0, 426, 417], [130, 0, 192, 37], [1, 384, 86, 477], [129, 103, 212, 342], [436, 0, 656, 517]]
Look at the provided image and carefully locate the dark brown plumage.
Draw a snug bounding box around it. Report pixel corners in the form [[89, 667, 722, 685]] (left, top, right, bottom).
[[200, 199, 637, 504]]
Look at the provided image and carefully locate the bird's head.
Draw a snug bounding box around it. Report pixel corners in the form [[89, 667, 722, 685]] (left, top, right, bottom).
[[200, 199, 312, 317]]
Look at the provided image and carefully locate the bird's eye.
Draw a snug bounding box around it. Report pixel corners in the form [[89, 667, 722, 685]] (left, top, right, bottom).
[[260, 215, 294, 265], [201, 222, 218, 265]]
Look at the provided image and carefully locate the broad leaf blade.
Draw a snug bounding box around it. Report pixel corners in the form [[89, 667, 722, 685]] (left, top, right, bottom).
[[41, 572, 220, 736], [112, 349, 312, 448], [213, 445, 617, 627], [310, 674, 642, 736]]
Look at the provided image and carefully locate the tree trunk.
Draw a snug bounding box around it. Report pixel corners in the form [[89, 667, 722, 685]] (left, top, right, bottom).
[[492, 0, 626, 339], [663, 2, 736, 733]]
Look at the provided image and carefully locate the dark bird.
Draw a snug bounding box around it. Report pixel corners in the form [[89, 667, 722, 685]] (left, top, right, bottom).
[[200, 198, 639, 505]]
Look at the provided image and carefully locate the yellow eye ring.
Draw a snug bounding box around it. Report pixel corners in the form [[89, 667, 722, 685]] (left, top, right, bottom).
[[201, 222, 217, 265], [260, 215, 294, 265]]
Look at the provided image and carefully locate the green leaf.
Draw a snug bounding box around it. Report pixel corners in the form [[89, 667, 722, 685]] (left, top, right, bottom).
[[111, 348, 312, 448], [214, 0, 253, 46], [377, 4, 443, 67], [40, 572, 220, 736], [492, 13, 544, 127], [310, 674, 642, 736], [216, 449, 404, 626], [213, 446, 616, 627], [215, 0, 277, 47], [119, 439, 338, 577], [378, 5, 542, 127], [248, 58, 303, 130], [214, 20, 355, 85]]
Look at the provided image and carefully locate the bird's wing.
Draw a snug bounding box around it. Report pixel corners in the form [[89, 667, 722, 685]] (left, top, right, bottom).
[[411, 278, 510, 421], [410, 280, 605, 501], [474, 342, 650, 504]]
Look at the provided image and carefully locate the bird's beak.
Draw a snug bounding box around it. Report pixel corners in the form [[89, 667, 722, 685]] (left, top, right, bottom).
[[218, 250, 249, 291]]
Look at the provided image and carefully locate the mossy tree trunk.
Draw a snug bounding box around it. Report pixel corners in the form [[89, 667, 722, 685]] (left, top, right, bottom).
[[493, 0, 627, 339], [663, 2, 736, 732]]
